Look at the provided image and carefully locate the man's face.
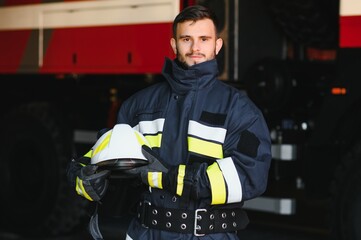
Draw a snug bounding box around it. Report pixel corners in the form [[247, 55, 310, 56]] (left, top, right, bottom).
[[171, 18, 223, 67]]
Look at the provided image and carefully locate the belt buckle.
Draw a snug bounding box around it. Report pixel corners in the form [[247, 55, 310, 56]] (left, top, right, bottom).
[[194, 208, 207, 236]]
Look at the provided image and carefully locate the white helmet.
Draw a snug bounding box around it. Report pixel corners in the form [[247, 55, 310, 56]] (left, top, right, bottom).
[[90, 124, 150, 173]]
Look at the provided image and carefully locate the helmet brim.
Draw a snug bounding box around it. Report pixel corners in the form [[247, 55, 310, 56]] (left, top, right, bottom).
[[97, 158, 148, 179], [96, 158, 147, 171]]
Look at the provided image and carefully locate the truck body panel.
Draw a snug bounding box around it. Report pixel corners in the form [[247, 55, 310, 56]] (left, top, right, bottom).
[[1, 0, 361, 239]]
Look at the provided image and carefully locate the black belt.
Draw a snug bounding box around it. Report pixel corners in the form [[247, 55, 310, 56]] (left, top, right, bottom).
[[137, 201, 249, 236]]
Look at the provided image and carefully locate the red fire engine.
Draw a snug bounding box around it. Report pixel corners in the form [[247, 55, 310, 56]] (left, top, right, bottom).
[[0, 0, 361, 240], [0, 0, 180, 236]]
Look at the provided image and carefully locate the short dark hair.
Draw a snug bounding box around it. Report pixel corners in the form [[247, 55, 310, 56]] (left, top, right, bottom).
[[172, 5, 219, 38]]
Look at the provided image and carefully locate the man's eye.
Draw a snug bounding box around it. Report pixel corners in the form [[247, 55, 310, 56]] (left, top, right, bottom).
[[201, 38, 208, 41], [183, 38, 190, 42]]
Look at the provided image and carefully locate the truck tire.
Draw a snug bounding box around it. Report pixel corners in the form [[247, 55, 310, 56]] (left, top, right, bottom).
[[330, 141, 361, 240], [0, 102, 89, 237]]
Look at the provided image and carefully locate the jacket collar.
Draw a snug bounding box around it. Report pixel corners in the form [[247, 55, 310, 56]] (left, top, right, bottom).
[[162, 57, 219, 95]]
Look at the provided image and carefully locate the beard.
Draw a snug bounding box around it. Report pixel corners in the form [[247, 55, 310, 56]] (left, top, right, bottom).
[[176, 46, 216, 68]]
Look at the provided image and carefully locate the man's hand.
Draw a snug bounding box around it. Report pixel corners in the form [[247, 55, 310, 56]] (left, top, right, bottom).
[[75, 165, 111, 202], [125, 145, 169, 182], [126, 146, 198, 201], [125, 145, 170, 190]]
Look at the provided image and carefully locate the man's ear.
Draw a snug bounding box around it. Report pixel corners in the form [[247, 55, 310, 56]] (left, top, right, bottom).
[[215, 38, 223, 55], [170, 38, 177, 54]]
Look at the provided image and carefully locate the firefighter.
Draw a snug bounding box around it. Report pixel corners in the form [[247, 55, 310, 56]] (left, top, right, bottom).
[[67, 5, 271, 240]]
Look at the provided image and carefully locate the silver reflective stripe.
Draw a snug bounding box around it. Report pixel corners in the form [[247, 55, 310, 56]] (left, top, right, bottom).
[[188, 120, 226, 143], [73, 130, 98, 144], [243, 196, 296, 215], [272, 144, 297, 161], [134, 118, 165, 135], [125, 233, 133, 240], [216, 157, 242, 203]]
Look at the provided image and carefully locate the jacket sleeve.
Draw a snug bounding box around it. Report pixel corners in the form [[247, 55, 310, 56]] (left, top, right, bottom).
[[66, 127, 110, 188], [66, 152, 92, 188], [194, 100, 272, 205]]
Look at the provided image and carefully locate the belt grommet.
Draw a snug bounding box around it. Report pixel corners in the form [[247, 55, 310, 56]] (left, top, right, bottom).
[[172, 196, 177, 202], [181, 224, 187, 230], [137, 213, 140, 218], [209, 224, 214, 230], [222, 223, 227, 229], [222, 212, 227, 218], [152, 209, 158, 215], [233, 222, 237, 227], [182, 213, 188, 219], [152, 220, 157, 226], [166, 211, 172, 217], [232, 211, 236, 217], [166, 222, 172, 228], [210, 214, 215, 220]]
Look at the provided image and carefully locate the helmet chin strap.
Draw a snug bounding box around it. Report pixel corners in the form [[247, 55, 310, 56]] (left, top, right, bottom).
[[88, 203, 104, 240]]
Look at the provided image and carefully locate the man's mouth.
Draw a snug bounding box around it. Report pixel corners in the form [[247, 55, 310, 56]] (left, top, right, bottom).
[[187, 54, 204, 59], [187, 54, 205, 58]]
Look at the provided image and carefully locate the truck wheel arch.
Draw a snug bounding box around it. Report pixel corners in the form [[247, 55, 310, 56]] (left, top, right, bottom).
[[0, 102, 89, 236], [330, 141, 361, 240]]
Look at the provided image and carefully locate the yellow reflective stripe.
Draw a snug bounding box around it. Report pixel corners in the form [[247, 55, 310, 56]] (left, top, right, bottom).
[[188, 136, 223, 159], [148, 172, 163, 189], [206, 162, 226, 205], [75, 177, 93, 201], [134, 131, 151, 147], [84, 150, 92, 158], [133, 119, 164, 148], [92, 133, 111, 157], [176, 165, 186, 196], [145, 134, 162, 148]]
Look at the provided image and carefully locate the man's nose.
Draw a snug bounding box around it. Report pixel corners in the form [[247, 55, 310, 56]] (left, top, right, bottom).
[[191, 40, 200, 52]]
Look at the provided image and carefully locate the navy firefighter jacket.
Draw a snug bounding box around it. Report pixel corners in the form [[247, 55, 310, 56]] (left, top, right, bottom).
[[117, 57, 272, 214]]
